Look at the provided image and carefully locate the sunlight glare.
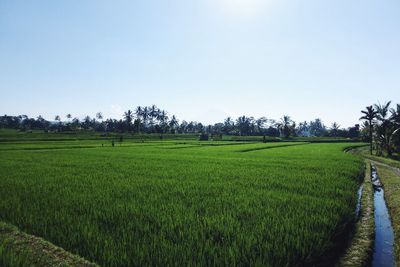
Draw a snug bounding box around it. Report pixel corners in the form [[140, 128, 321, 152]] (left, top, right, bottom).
[[216, 0, 272, 18]]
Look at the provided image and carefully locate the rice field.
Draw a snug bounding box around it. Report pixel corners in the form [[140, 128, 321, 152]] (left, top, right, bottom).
[[0, 140, 365, 266]]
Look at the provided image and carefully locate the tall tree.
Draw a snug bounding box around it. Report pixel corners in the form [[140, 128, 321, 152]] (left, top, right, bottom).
[[374, 102, 392, 155], [223, 117, 234, 135], [158, 110, 169, 133], [278, 115, 292, 138], [389, 104, 400, 153], [330, 122, 340, 137], [255, 117, 268, 135], [169, 115, 178, 134], [134, 106, 143, 133], [142, 106, 149, 131], [123, 110, 134, 132], [96, 112, 103, 121], [360, 105, 378, 155]]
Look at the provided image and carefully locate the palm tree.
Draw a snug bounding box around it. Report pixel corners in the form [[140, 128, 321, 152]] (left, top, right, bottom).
[[82, 116, 92, 130], [389, 104, 400, 153], [135, 106, 142, 118], [123, 110, 134, 131], [54, 115, 61, 130], [360, 106, 378, 155], [66, 114, 72, 122], [169, 115, 178, 133], [223, 117, 234, 135], [142, 106, 149, 131], [374, 102, 392, 155], [390, 104, 400, 125], [149, 105, 159, 131], [256, 117, 268, 135], [374, 101, 392, 121], [278, 115, 292, 138], [330, 122, 340, 137], [158, 110, 168, 133], [134, 106, 143, 133], [96, 112, 103, 121]]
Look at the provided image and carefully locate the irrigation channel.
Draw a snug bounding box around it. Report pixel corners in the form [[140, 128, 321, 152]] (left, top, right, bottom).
[[371, 165, 395, 267]]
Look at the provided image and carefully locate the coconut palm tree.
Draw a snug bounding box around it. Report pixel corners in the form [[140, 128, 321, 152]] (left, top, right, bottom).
[[134, 106, 143, 133], [66, 114, 72, 122], [374, 102, 393, 155], [142, 106, 149, 131], [169, 115, 178, 133], [389, 104, 400, 153], [96, 112, 103, 121], [278, 115, 292, 138], [158, 110, 169, 133], [123, 110, 134, 132], [390, 104, 400, 125], [360, 105, 378, 155], [54, 115, 61, 130], [330, 122, 340, 137], [223, 117, 234, 135], [374, 101, 392, 121], [256, 117, 268, 135]]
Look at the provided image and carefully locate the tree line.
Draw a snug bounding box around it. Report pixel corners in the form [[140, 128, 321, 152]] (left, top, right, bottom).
[[360, 101, 400, 156], [1, 105, 364, 139]]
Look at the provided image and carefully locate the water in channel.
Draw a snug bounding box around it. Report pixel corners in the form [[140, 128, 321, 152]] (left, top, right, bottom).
[[371, 166, 395, 267]]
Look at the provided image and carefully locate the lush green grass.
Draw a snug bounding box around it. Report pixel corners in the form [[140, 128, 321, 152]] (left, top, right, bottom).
[[350, 146, 400, 169], [338, 163, 374, 267], [0, 129, 201, 142], [375, 165, 400, 266], [0, 222, 97, 267], [0, 141, 365, 266], [0, 128, 360, 143]]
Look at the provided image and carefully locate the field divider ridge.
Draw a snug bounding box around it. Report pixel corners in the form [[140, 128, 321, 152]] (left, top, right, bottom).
[[337, 162, 375, 267], [0, 221, 99, 267], [238, 142, 310, 153]]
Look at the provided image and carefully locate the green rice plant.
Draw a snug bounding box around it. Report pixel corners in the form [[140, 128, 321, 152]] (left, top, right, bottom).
[[0, 142, 364, 266]]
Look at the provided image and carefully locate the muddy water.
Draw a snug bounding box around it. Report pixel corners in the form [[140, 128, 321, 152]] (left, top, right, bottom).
[[371, 166, 395, 267]]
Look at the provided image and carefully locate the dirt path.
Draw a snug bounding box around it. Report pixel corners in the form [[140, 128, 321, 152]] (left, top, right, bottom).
[[367, 159, 400, 176]]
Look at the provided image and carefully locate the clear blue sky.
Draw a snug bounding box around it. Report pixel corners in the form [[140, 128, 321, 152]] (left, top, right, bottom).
[[1, 0, 399, 127]]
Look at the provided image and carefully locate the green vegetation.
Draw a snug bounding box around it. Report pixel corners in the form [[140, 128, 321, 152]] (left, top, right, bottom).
[[375, 165, 400, 266], [0, 222, 97, 267], [0, 140, 365, 266], [350, 145, 400, 266], [360, 102, 400, 157], [338, 163, 374, 267], [1, 104, 362, 138], [350, 146, 400, 169]]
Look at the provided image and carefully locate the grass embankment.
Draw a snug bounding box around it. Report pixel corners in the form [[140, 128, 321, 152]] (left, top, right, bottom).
[[338, 163, 374, 267], [350, 146, 400, 266], [350, 146, 400, 169], [0, 222, 97, 267], [0, 128, 361, 143], [375, 165, 400, 266]]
